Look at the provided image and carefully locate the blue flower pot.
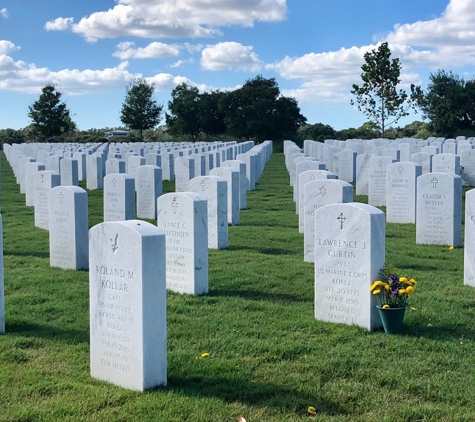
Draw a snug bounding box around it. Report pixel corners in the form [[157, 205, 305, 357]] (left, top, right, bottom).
[[377, 306, 406, 334]]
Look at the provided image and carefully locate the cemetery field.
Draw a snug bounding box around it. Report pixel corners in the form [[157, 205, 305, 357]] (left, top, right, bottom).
[[2, 151, 475, 422]]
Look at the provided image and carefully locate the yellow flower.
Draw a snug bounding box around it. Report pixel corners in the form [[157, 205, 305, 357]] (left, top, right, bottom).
[[370, 281, 384, 291], [382, 304, 390, 309], [307, 406, 317, 416], [411, 307, 417, 311], [398, 289, 406, 295], [372, 289, 381, 295], [201, 353, 210, 358], [399, 277, 408, 283], [449, 246, 454, 250], [410, 279, 417, 285], [384, 284, 390, 291], [406, 286, 415, 294]]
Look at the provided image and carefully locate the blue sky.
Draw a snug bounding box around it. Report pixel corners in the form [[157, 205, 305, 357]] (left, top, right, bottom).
[[1, 0, 473, 132]]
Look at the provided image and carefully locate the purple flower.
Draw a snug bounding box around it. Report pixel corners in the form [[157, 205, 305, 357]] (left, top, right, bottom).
[[388, 275, 398, 282]]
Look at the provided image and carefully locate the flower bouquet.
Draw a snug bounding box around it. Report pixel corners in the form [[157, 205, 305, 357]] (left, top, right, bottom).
[[370, 266, 417, 333], [370, 266, 417, 309]]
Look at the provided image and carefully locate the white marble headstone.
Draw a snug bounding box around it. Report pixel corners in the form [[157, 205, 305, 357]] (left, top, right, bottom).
[[48, 186, 89, 270], [89, 220, 167, 390], [303, 179, 353, 262], [103, 174, 135, 222], [314, 203, 385, 331], [386, 162, 422, 224], [189, 176, 228, 249], [157, 193, 208, 294], [209, 167, 240, 225], [136, 165, 162, 220], [34, 171, 61, 230], [416, 172, 462, 246]]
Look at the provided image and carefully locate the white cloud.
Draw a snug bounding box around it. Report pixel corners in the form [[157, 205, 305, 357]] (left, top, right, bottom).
[[0, 40, 20, 55], [113, 41, 181, 59], [169, 59, 194, 68], [0, 54, 208, 96], [145, 74, 210, 93], [1, 8, 8, 18], [184, 43, 204, 54], [385, 0, 475, 51], [268, 0, 475, 105], [49, 0, 287, 42], [44, 17, 74, 31], [201, 42, 262, 71]]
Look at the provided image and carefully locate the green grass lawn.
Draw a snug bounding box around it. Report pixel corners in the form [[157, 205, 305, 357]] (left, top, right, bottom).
[[1, 151, 475, 421]]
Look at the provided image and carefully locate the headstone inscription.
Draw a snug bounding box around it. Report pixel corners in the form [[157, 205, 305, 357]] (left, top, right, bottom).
[[298, 170, 336, 233], [48, 186, 89, 270], [355, 153, 375, 196], [25, 162, 45, 206], [368, 156, 395, 207], [157, 193, 208, 295], [34, 171, 61, 230], [136, 165, 163, 220], [416, 172, 462, 246], [189, 176, 228, 250], [314, 203, 385, 331], [103, 174, 135, 222], [386, 162, 422, 224], [303, 179, 353, 262], [89, 220, 167, 391], [175, 156, 195, 192]]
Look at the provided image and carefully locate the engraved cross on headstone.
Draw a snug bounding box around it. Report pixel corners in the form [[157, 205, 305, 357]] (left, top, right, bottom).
[[112, 178, 117, 188], [398, 165, 403, 175], [378, 160, 383, 167], [431, 177, 438, 188], [337, 213, 346, 229], [171, 197, 178, 214], [200, 180, 207, 191], [59, 192, 64, 204], [310, 175, 316, 181]]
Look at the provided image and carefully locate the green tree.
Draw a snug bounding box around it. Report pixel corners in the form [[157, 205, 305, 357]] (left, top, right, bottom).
[[120, 78, 163, 141], [350, 42, 420, 137], [417, 70, 475, 137], [166, 83, 201, 142], [0, 128, 25, 149], [221, 75, 306, 142], [28, 83, 74, 141], [199, 90, 226, 137], [297, 123, 336, 142]]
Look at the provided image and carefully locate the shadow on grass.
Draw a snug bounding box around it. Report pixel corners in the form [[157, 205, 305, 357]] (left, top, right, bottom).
[[209, 288, 311, 304], [226, 245, 299, 256], [4, 249, 50, 259], [397, 322, 475, 341], [5, 322, 89, 344], [165, 376, 347, 417]]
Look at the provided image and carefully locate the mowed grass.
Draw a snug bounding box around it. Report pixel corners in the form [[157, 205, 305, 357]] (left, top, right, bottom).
[[1, 151, 475, 421]]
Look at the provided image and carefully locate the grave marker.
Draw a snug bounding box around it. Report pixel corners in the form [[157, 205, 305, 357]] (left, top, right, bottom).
[[89, 220, 167, 390]]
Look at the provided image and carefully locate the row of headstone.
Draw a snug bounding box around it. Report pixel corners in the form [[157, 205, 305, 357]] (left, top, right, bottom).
[[284, 140, 466, 336], [4, 140, 255, 194], [297, 137, 475, 188]]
